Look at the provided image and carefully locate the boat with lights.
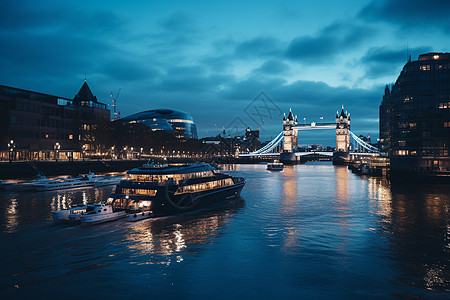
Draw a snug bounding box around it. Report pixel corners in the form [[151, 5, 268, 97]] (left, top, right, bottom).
[[105, 162, 245, 221], [78, 203, 126, 226]]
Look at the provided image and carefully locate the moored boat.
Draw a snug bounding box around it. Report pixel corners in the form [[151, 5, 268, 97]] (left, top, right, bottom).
[[267, 160, 284, 171], [52, 204, 88, 222], [21, 173, 97, 191], [79, 203, 126, 226], [106, 162, 245, 221]]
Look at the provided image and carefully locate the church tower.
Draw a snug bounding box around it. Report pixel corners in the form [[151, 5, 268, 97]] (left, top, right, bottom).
[[335, 106, 351, 152]]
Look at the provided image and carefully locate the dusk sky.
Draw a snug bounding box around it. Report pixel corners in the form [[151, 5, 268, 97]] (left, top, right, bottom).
[[1, 0, 449, 145]]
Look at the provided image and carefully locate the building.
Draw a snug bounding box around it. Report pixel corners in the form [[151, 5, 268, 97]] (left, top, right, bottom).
[[380, 52, 450, 177], [0, 81, 110, 160], [120, 109, 198, 140]]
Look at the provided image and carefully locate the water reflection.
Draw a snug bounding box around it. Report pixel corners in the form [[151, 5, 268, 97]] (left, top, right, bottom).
[[0, 186, 116, 233], [125, 198, 245, 264], [387, 183, 450, 291]]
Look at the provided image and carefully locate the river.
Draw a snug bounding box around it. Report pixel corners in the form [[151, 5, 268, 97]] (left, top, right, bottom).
[[0, 162, 449, 299]]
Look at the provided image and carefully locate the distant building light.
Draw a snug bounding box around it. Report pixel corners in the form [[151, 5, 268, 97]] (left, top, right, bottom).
[[433, 55, 440, 60]]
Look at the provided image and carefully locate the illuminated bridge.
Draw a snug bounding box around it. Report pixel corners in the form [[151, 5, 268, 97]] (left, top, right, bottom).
[[239, 106, 381, 163]]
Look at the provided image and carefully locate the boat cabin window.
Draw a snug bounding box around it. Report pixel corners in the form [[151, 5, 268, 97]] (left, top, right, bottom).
[[121, 189, 157, 196], [125, 171, 215, 184], [174, 178, 234, 195]]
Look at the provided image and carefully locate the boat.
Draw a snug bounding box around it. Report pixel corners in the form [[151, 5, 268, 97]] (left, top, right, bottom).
[[0, 180, 19, 192], [267, 160, 284, 171], [106, 162, 245, 221], [93, 175, 122, 187], [21, 172, 97, 191], [79, 203, 126, 226], [357, 163, 371, 175], [52, 204, 89, 222]]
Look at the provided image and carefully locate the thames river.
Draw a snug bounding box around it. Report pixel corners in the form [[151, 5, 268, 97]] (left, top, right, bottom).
[[0, 162, 449, 299]]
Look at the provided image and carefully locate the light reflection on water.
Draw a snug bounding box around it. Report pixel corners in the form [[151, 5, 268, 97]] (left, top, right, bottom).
[[0, 163, 449, 299]]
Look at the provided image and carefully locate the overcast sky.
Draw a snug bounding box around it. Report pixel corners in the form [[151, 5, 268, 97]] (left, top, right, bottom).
[[1, 0, 449, 145]]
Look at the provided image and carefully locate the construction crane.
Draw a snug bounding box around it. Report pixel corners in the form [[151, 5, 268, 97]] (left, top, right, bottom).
[[110, 88, 121, 120]]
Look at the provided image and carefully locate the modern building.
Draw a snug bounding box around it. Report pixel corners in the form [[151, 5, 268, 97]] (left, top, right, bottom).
[[380, 52, 450, 177], [120, 109, 198, 140], [0, 81, 110, 160]]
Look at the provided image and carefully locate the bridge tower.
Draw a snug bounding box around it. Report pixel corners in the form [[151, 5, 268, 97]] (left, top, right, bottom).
[[333, 106, 351, 164], [280, 109, 298, 164], [336, 105, 350, 152]]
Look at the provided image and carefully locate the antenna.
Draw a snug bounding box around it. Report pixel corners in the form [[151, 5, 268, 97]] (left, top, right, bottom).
[[110, 88, 121, 120]]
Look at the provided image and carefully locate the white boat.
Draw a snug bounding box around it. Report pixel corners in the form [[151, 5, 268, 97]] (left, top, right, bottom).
[[93, 176, 122, 187], [0, 180, 19, 192], [126, 200, 153, 222], [52, 204, 88, 222], [267, 160, 284, 171], [79, 203, 126, 226], [22, 173, 97, 191]]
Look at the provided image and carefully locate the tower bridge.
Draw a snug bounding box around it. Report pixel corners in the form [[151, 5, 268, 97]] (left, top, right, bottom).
[[239, 106, 381, 164]]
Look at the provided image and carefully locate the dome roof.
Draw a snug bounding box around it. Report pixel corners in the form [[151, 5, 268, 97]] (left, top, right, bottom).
[[121, 109, 197, 139], [122, 109, 194, 121]]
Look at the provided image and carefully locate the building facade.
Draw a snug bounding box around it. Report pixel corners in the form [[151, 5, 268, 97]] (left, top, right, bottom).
[[120, 109, 198, 140], [380, 52, 450, 176], [0, 81, 110, 160]]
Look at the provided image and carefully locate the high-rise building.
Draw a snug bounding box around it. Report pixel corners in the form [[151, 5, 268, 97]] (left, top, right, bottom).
[[380, 52, 450, 177]]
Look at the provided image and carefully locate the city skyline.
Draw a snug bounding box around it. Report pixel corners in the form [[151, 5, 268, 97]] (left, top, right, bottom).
[[1, 0, 449, 144]]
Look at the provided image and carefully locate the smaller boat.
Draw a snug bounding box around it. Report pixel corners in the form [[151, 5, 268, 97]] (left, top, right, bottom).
[[357, 163, 371, 175], [126, 200, 153, 222], [93, 176, 122, 187], [267, 160, 284, 171], [0, 180, 19, 192], [21, 173, 97, 191], [52, 204, 88, 222], [79, 203, 126, 226]]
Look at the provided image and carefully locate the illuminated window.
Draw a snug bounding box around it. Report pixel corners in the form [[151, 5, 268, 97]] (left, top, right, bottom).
[[69, 134, 73, 140], [420, 65, 431, 71]]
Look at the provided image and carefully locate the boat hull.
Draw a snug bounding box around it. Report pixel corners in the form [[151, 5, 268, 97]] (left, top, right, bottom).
[[112, 181, 245, 220], [80, 211, 126, 226]]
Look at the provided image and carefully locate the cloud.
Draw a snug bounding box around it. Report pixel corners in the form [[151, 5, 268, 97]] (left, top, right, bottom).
[[359, 0, 450, 31], [286, 21, 376, 63], [234, 36, 282, 58], [253, 59, 290, 75], [360, 46, 431, 79]]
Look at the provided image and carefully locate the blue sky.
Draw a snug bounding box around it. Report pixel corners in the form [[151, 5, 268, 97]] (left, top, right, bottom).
[[1, 0, 449, 145]]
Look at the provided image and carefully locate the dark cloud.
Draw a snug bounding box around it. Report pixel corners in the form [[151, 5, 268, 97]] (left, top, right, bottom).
[[234, 36, 282, 58], [158, 11, 197, 33], [359, 0, 450, 31], [360, 46, 431, 79], [286, 21, 376, 62], [254, 59, 290, 75]]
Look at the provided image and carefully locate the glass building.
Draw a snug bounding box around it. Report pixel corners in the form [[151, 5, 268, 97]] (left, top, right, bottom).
[[121, 109, 198, 139], [380, 52, 450, 177]]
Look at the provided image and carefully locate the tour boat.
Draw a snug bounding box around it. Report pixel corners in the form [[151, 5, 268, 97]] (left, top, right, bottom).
[[22, 173, 97, 191], [79, 203, 126, 226], [106, 162, 245, 221], [267, 160, 284, 171], [52, 204, 89, 222]]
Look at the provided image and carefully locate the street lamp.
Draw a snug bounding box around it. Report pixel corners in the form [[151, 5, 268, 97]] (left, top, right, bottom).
[[7, 139, 15, 162], [55, 142, 60, 161]]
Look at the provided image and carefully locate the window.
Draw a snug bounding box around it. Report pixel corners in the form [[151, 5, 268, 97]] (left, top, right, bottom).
[[420, 65, 431, 71]]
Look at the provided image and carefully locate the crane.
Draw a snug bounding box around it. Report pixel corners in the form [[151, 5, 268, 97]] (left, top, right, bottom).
[[110, 88, 121, 120]]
